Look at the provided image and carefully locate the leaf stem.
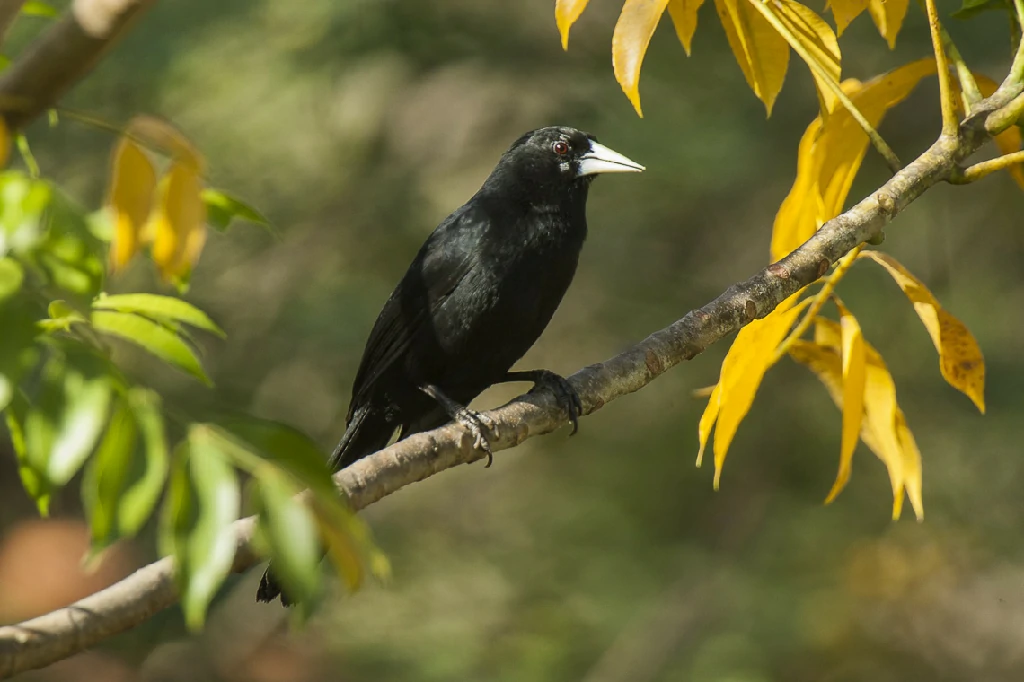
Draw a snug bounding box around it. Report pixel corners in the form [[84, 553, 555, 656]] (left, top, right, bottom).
[[950, 150, 1024, 183], [747, 0, 902, 173], [924, 0, 958, 136], [912, 0, 980, 113], [773, 244, 865, 362], [1012, 0, 1024, 84], [943, 29, 981, 111], [15, 133, 38, 177]]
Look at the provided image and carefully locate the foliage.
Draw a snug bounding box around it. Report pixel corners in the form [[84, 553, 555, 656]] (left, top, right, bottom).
[[0, 9, 385, 629], [557, 0, 1023, 518]]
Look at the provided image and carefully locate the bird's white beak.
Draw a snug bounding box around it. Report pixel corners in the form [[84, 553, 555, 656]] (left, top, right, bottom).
[[576, 141, 645, 177]]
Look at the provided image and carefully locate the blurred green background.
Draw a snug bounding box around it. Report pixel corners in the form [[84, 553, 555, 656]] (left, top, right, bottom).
[[2, 0, 1023, 680]]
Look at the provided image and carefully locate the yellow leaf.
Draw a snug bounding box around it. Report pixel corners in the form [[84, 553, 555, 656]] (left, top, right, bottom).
[[107, 139, 156, 273], [861, 360, 905, 519], [556, 0, 591, 50], [828, 0, 870, 36], [771, 114, 821, 261], [859, 251, 985, 413], [696, 381, 720, 467], [790, 326, 923, 520], [828, 299, 865, 504], [974, 74, 1024, 190], [666, 0, 705, 56], [867, 0, 909, 49], [714, 0, 789, 116], [814, 320, 920, 519], [894, 410, 923, 520], [613, 0, 672, 116], [700, 294, 808, 488], [148, 162, 208, 281], [747, 0, 841, 115], [770, 59, 936, 261]]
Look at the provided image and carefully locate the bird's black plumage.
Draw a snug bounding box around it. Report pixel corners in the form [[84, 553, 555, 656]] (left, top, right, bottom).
[[257, 126, 642, 605]]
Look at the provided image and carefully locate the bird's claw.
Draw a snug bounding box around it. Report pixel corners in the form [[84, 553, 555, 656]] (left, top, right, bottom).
[[455, 407, 495, 467], [532, 370, 583, 435]]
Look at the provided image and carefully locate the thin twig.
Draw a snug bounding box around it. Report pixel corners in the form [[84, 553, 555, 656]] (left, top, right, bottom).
[[990, 0, 1024, 98], [942, 28, 982, 111], [951, 149, 1024, 183]]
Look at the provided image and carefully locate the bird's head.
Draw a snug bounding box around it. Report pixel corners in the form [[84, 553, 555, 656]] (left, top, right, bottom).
[[487, 126, 644, 200]]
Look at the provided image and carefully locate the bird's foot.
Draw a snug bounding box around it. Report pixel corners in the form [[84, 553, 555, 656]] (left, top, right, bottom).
[[530, 370, 583, 435], [454, 407, 496, 467]]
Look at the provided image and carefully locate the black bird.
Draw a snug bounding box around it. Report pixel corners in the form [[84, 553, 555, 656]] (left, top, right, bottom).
[[258, 126, 643, 604]]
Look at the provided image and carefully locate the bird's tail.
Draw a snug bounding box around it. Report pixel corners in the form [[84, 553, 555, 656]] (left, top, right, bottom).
[[257, 404, 395, 606], [328, 403, 397, 471]]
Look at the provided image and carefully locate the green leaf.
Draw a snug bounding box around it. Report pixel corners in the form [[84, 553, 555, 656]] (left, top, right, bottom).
[[119, 388, 168, 536], [86, 209, 113, 242], [952, 0, 1012, 19], [5, 395, 51, 515], [207, 418, 389, 593], [94, 293, 225, 338], [0, 374, 10, 413], [92, 310, 211, 386], [0, 258, 23, 301], [16, 135, 39, 178], [49, 365, 112, 484], [0, 299, 40, 412], [0, 172, 52, 252], [24, 355, 112, 486], [36, 249, 104, 297], [201, 189, 270, 232], [35, 186, 106, 297], [253, 467, 322, 609], [180, 426, 240, 630], [82, 398, 138, 555], [159, 443, 195, 585], [212, 417, 337, 500], [39, 299, 87, 332], [22, 1, 59, 18]]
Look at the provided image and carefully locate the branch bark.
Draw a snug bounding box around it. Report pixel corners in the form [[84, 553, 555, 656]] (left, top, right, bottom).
[[0, 0, 156, 130], [0, 82, 1018, 677]]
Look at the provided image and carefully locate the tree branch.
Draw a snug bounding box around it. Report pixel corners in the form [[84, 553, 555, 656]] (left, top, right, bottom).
[[0, 78, 1019, 681], [0, 1, 26, 49], [0, 0, 157, 131]]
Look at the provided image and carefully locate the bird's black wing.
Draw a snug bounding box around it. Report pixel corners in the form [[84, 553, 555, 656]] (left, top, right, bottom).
[[346, 206, 483, 419]]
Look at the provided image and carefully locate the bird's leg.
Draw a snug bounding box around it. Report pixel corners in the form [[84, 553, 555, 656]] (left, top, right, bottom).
[[502, 370, 583, 435], [419, 384, 495, 467]]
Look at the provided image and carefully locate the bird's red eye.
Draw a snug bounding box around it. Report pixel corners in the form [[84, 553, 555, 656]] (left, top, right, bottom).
[[552, 140, 570, 155]]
